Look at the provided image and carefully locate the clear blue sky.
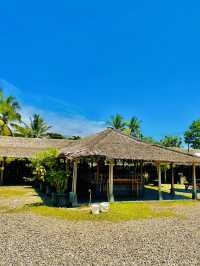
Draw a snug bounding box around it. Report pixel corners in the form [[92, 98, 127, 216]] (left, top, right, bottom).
[[0, 1, 200, 139]]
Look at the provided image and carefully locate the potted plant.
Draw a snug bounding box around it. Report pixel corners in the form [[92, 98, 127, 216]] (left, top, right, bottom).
[[48, 169, 69, 206], [35, 166, 46, 193], [32, 148, 69, 206]]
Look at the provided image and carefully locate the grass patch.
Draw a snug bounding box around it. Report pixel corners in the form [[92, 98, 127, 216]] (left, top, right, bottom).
[[0, 187, 31, 198], [0, 186, 196, 222], [20, 202, 176, 222]]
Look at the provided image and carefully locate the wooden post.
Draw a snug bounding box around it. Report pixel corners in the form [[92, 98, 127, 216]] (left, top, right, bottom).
[[192, 163, 197, 200], [96, 161, 100, 183], [140, 161, 144, 198], [72, 160, 78, 194], [108, 160, 114, 202], [0, 157, 5, 186], [157, 162, 163, 200], [170, 164, 175, 196]]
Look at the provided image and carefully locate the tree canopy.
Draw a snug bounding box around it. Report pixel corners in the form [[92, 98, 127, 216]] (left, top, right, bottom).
[[160, 135, 182, 148], [0, 89, 21, 136], [14, 114, 51, 138], [184, 119, 200, 150]]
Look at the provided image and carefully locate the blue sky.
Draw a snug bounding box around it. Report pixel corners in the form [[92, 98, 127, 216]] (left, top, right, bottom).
[[1, 1, 200, 139]]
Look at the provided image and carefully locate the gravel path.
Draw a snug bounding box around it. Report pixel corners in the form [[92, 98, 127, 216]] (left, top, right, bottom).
[[1, 204, 200, 266]]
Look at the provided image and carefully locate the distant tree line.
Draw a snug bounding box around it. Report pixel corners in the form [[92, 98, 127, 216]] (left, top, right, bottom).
[[108, 114, 200, 150], [1, 88, 200, 150], [0, 89, 80, 140]]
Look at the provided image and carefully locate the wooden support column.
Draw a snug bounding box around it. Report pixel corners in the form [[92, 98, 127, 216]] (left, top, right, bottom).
[[140, 162, 144, 198], [170, 164, 175, 196], [157, 162, 163, 200], [0, 157, 6, 186], [192, 163, 197, 200], [72, 160, 78, 194], [108, 160, 114, 202]]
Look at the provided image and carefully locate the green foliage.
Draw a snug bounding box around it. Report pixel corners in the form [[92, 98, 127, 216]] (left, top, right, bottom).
[[32, 148, 67, 192], [0, 89, 21, 136], [68, 135, 81, 140], [47, 169, 67, 193], [107, 114, 127, 130], [127, 116, 141, 138], [46, 132, 66, 139], [184, 120, 200, 149], [141, 135, 158, 144], [108, 114, 142, 139], [14, 113, 51, 138], [160, 135, 182, 147]]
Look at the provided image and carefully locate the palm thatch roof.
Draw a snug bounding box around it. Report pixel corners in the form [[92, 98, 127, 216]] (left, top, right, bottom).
[[1, 128, 200, 164], [0, 136, 73, 158], [60, 128, 200, 164]]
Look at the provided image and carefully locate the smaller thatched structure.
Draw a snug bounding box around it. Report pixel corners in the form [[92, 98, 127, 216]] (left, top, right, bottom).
[[60, 128, 200, 164], [0, 136, 73, 158]]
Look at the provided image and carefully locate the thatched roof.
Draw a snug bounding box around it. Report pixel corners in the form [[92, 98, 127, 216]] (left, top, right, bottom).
[[1, 128, 200, 164], [60, 128, 200, 164], [0, 136, 73, 158], [172, 147, 200, 157]]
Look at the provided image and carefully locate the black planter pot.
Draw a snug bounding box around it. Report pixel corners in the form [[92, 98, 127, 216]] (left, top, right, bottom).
[[39, 183, 46, 193], [51, 192, 69, 207], [45, 184, 52, 196]]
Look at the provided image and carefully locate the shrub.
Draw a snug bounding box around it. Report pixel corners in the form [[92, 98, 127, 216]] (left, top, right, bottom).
[[32, 148, 68, 193]]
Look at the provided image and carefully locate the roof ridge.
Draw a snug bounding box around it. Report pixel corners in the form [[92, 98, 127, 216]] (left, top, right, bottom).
[[110, 128, 200, 159], [86, 128, 113, 149], [151, 143, 200, 159]]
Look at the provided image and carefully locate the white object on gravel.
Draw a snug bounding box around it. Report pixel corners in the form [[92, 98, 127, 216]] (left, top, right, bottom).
[[91, 204, 100, 214], [99, 202, 109, 212]]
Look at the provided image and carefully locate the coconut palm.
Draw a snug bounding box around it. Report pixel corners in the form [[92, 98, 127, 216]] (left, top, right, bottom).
[[30, 114, 51, 137], [107, 114, 126, 130], [14, 114, 51, 138], [0, 89, 21, 136], [127, 116, 141, 138]]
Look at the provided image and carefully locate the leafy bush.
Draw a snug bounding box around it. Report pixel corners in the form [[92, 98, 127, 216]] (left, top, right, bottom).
[[32, 148, 68, 193]]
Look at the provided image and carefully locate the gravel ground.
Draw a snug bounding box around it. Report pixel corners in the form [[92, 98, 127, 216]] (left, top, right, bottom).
[[1, 204, 200, 266]]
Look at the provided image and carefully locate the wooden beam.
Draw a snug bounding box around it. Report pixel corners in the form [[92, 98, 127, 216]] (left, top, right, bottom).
[[72, 160, 78, 194], [108, 160, 114, 202], [170, 164, 175, 196], [157, 162, 163, 200], [192, 163, 197, 200]]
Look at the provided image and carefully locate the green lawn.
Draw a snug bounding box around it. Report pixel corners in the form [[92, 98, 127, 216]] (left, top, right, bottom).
[[0, 186, 34, 198], [0, 186, 197, 222]]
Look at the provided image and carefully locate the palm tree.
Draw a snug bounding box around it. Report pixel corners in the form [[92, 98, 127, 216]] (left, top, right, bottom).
[[127, 116, 141, 138], [108, 114, 126, 130], [30, 114, 51, 137], [0, 89, 21, 136], [14, 114, 51, 138]]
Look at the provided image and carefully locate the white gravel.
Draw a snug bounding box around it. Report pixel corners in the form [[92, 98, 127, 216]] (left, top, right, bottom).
[[1, 205, 200, 266]]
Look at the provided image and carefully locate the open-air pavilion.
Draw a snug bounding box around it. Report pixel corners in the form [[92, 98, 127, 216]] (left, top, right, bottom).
[[1, 127, 200, 202]]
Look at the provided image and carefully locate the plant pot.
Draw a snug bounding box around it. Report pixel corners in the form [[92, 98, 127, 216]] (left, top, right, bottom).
[[45, 184, 52, 196], [51, 192, 69, 207], [39, 183, 45, 193]]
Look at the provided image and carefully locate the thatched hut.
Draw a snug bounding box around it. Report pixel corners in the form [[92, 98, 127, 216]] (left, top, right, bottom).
[[1, 127, 200, 201]]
